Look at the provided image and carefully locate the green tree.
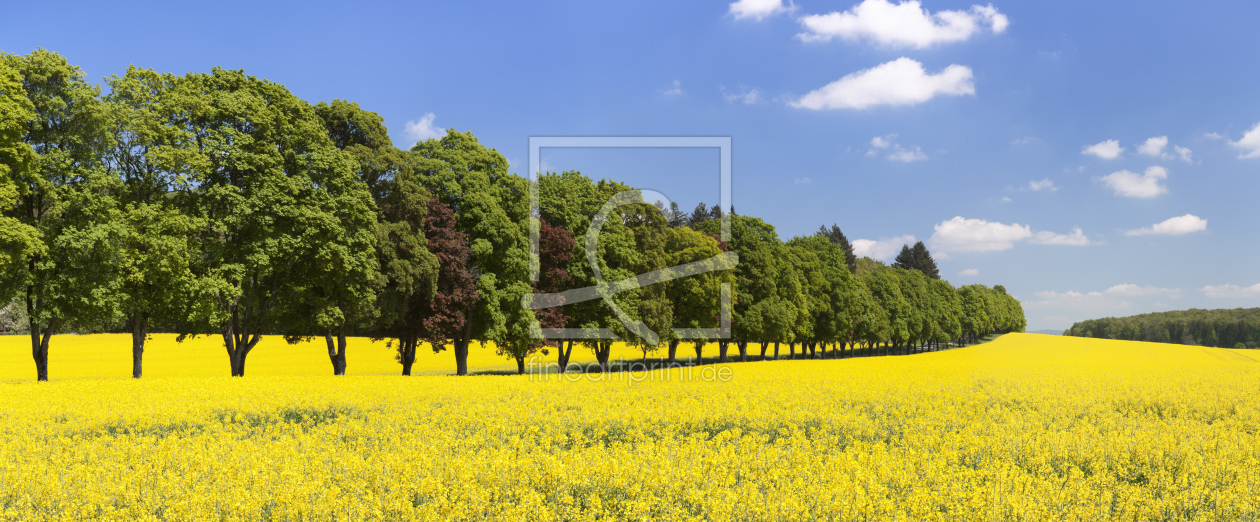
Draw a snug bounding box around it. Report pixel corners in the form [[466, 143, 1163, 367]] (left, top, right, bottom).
[[958, 285, 992, 343], [929, 278, 963, 348], [893, 267, 931, 353], [300, 98, 417, 375], [860, 267, 910, 356], [697, 215, 790, 363], [660, 227, 730, 363], [411, 130, 531, 375], [790, 235, 863, 358], [104, 66, 212, 379], [169, 67, 369, 377], [1, 49, 118, 381]]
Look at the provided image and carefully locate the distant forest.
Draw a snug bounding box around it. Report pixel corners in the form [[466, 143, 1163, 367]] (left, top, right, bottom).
[[1064, 308, 1260, 349]]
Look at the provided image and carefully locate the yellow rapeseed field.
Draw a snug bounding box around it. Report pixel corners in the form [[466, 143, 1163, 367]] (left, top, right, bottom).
[[2, 333, 1259, 520]]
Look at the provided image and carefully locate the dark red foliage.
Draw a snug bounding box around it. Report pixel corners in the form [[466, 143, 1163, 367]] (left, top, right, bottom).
[[532, 219, 575, 344], [420, 197, 479, 349]]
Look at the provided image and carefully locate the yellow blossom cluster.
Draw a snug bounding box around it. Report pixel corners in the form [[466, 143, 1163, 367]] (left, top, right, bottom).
[[1, 333, 1258, 520]]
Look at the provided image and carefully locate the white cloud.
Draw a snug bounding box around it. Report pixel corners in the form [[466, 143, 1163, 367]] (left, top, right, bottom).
[[403, 113, 446, 145], [1204, 132, 1225, 140], [1000, 196, 1012, 202], [1082, 139, 1123, 160], [1027, 178, 1056, 191], [930, 216, 1093, 253], [1124, 214, 1207, 236], [930, 216, 1031, 253], [730, 0, 793, 21], [959, 268, 979, 276], [852, 234, 916, 260], [1105, 284, 1180, 298], [866, 133, 928, 161], [662, 80, 684, 97], [1011, 136, 1040, 145], [790, 57, 974, 110], [888, 146, 927, 162], [1229, 121, 1260, 159], [1173, 145, 1193, 163], [1099, 166, 1168, 198], [1137, 136, 1168, 158], [793, 176, 813, 185], [1202, 283, 1260, 299], [796, 0, 1008, 48], [1029, 227, 1091, 246], [722, 86, 762, 104]]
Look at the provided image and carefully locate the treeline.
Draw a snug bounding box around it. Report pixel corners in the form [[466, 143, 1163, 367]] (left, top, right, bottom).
[[0, 49, 1025, 380], [1065, 308, 1260, 349]]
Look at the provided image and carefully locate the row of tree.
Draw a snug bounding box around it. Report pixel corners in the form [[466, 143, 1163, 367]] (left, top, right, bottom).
[[0, 49, 1025, 380], [1065, 308, 1260, 349]]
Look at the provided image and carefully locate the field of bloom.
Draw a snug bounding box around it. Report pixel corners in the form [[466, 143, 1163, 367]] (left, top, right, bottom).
[[2, 333, 1259, 520]]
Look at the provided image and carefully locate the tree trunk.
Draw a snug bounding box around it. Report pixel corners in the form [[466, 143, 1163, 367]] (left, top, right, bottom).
[[454, 338, 469, 376], [759, 342, 768, 360], [400, 338, 416, 376], [558, 340, 574, 373], [693, 341, 704, 361], [738, 341, 748, 362], [131, 312, 148, 379], [222, 314, 261, 377], [325, 327, 347, 376], [718, 341, 729, 363], [516, 355, 526, 375], [667, 339, 679, 364], [28, 297, 56, 382], [596, 341, 611, 372], [788, 342, 796, 359], [774, 341, 780, 360]]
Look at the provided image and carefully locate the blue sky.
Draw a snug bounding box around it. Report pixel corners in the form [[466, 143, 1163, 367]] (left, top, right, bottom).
[[4, 0, 1258, 331]]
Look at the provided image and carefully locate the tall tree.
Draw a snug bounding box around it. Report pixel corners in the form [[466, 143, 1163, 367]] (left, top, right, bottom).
[[411, 130, 528, 375], [104, 66, 212, 379], [302, 98, 412, 375], [1, 49, 119, 381], [169, 67, 370, 376]]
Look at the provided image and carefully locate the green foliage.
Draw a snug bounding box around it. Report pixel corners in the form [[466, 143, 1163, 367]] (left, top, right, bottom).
[[0, 60, 44, 298], [0, 49, 119, 380], [166, 67, 372, 376], [1067, 308, 1260, 349], [854, 256, 886, 275]]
